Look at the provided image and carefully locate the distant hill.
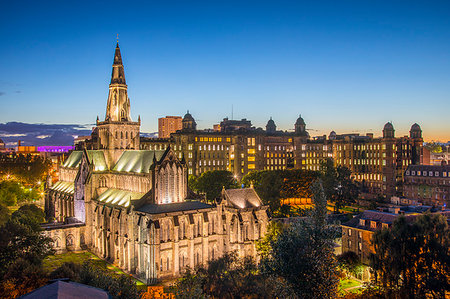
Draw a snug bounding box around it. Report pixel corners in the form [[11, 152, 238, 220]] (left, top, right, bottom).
[[0, 122, 157, 147]]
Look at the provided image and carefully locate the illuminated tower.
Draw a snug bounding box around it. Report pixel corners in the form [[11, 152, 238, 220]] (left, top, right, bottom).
[[96, 42, 140, 167]]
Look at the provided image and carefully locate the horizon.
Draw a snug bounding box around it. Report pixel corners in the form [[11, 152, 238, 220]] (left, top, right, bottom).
[[1, 1, 450, 141]]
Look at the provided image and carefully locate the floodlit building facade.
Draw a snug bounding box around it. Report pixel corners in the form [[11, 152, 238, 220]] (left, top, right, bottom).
[[45, 43, 269, 283]]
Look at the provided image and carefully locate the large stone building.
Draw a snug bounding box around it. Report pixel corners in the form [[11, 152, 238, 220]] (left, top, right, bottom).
[[45, 43, 269, 283], [139, 119, 422, 198], [403, 164, 450, 207], [158, 116, 182, 139], [341, 206, 450, 265]]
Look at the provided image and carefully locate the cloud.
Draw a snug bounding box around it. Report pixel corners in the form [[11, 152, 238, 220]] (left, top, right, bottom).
[[0, 122, 93, 146], [15, 90, 21, 94], [0, 133, 27, 137], [0, 92, 5, 96]]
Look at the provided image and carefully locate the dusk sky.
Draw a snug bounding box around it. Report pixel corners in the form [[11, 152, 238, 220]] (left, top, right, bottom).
[[1, 1, 449, 141]]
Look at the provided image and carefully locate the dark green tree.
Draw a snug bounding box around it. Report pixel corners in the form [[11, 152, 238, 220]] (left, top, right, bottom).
[[0, 204, 10, 226], [337, 251, 364, 279], [371, 213, 450, 298], [260, 179, 340, 298], [320, 158, 359, 212], [191, 170, 239, 202], [176, 252, 270, 299], [0, 204, 54, 278]]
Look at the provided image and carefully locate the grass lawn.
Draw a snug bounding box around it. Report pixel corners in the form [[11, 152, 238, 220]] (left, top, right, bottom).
[[339, 278, 363, 295], [43, 251, 146, 288]]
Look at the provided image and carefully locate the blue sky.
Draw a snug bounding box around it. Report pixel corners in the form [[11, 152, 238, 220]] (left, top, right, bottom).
[[1, 1, 449, 141]]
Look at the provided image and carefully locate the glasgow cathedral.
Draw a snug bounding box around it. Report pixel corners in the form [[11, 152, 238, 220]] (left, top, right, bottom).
[[45, 43, 269, 283]]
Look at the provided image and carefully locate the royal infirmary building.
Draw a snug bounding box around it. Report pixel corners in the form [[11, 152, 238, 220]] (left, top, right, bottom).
[[45, 43, 269, 283]]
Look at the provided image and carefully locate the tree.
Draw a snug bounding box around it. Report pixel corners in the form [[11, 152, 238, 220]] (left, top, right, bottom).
[[191, 170, 239, 202], [0, 204, 54, 278], [0, 258, 48, 299], [242, 169, 319, 216], [175, 252, 270, 298], [0, 204, 10, 226], [12, 204, 46, 223], [49, 261, 142, 299], [337, 251, 364, 279], [320, 158, 359, 212], [256, 221, 284, 260], [260, 180, 340, 298], [371, 213, 450, 298], [425, 141, 443, 153]]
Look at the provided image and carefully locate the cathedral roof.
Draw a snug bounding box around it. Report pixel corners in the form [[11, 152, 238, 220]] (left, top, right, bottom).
[[50, 181, 74, 194], [223, 188, 263, 209], [86, 150, 107, 171], [97, 188, 144, 207], [113, 150, 165, 173], [62, 150, 107, 170], [63, 151, 83, 168], [136, 201, 213, 214]]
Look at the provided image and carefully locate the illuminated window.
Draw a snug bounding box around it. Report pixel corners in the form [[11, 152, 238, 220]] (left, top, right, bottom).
[[288, 138, 292, 142], [248, 156, 255, 162], [226, 138, 231, 142], [248, 149, 255, 154], [248, 164, 255, 169]]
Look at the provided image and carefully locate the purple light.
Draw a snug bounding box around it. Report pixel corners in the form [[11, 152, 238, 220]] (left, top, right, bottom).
[[37, 146, 74, 153]]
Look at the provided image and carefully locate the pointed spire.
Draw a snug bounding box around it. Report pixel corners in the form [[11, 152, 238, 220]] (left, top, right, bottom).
[[110, 41, 126, 85]]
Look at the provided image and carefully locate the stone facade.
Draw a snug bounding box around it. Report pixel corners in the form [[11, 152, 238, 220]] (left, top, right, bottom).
[[45, 43, 269, 283]]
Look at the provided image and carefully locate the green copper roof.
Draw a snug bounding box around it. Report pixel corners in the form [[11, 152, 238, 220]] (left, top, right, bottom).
[[97, 188, 144, 207], [86, 150, 107, 171], [62, 150, 107, 170], [113, 150, 165, 173], [50, 181, 74, 194], [62, 151, 83, 168]]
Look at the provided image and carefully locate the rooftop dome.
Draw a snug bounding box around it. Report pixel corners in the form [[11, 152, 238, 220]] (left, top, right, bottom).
[[266, 117, 276, 133], [183, 110, 194, 121], [384, 122, 394, 131], [295, 115, 305, 126], [411, 123, 421, 131]]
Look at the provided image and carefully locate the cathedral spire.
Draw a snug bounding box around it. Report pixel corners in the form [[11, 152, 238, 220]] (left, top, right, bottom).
[[105, 42, 131, 122], [110, 42, 126, 85]]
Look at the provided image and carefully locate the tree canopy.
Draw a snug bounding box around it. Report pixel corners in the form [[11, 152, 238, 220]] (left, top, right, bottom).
[[371, 213, 450, 298], [0, 154, 52, 184], [260, 180, 340, 298], [320, 158, 359, 212], [242, 169, 319, 215], [175, 252, 270, 298], [0, 204, 54, 298], [189, 170, 239, 202]]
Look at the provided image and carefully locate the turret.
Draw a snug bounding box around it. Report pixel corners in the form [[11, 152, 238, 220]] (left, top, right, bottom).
[[266, 117, 276, 133], [295, 115, 307, 136], [410, 123, 422, 139], [182, 110, 197, 131], [383, 122, 395, 138]]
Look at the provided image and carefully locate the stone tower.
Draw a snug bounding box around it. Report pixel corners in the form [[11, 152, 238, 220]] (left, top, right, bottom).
[[410, 123, 423, 165], [97, 42, 140, 167]]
